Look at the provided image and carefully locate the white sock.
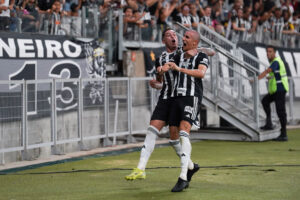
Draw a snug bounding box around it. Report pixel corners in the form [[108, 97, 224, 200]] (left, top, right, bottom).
[[169, 139, 181, 157], [179, 131, 191, 181], [137, 126, 158, 170], [169, 139, 194, 170]]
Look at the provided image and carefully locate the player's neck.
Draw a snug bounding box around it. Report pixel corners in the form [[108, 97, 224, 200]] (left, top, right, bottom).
[[166, 46, 177, 53], [184, 48, 197, 58]]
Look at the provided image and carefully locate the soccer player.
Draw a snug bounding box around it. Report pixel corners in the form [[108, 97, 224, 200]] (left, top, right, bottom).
[[164, 30, 209, 192], [125, 28, 200, 182]]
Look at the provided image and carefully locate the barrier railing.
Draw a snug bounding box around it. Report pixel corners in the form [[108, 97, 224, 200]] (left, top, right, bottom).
[[0, 77, 153, 162], [174, 22, 300, 128], [0, 73, 299, 163]]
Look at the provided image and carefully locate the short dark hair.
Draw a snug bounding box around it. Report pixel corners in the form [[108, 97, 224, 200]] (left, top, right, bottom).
[[71, 3, 77, 12], [266, 45, 276, 51], [162, 28, 175, 38], [124, 6, 133, 12]]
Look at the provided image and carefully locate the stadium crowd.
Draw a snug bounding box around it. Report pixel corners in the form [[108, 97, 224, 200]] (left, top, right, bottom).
[[0, 0, 300, 46]]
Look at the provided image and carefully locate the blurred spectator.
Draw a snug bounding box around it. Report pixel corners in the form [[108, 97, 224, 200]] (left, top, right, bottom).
[[282, 10, 293, 32], [70, 0, 82, 16], [123, 6, 135, 40], [49, 0, 63, 34], [63, 0, 72, 13], [0, 0, 15, 31], [127, 0, 153, 40], [60, 0, 82, 36], [9, 6, 18, 32], [263, 0, 275, 12], [99, 0, 111, 19], [282, 9, 296, 47], [281, 0, 294, 16], [230, 7, 246, 42], [175, 3, 193, 28], [133, 9, 149, 28], [189, 2, 201, 29], [252, 0, 263, 18], [199, 0, 209, 8], [156, 0, 178, 31], [270, 7, 284, 44], [291, 12, 300, 32], [21, 0, 39, 32], [37, 0, 55, 13], [123, 6, 144, 40], [211, 0, 226, 35], [243, 5, 256, 41], [255, 10, 272, 43], [228, 0, 243, 19], [291, 12, 300, 47], [200, 6, 214, 30]]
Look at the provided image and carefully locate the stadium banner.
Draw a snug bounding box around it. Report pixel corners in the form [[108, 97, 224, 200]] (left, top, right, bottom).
[[228, 42, 300, 98], [0, 32, 106, 119]]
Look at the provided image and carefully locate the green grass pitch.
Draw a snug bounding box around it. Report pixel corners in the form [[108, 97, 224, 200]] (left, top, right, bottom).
[[0, 129, 299, 200]]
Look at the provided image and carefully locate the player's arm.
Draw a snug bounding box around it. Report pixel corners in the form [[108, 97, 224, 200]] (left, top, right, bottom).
[[198, 47, 216, 57], [157, 64, 171, 76], [150, 79, 163, 89], [149, 65, 164, 89], [150, 57, 165, 89], [167, 62, 207, 78], [167, 52, 208, 78]]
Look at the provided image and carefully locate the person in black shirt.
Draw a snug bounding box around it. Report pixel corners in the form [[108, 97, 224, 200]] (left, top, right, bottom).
[[21, 0, 39, 32], [37, 0, 54, 12], [125, 28, 198, 182], [163, 30, 209, 192]]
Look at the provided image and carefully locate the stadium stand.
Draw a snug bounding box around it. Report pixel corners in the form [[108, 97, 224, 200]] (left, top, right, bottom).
[[0, 0, 299, 46]]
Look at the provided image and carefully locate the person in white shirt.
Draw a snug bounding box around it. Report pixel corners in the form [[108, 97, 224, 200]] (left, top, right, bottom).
[[0, 0, 15, 31]]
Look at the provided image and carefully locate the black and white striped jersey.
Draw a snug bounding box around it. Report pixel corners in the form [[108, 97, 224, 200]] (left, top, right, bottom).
[[200, 16, 213, 27], [170, 52, 209, 98], [270, 17, 284, 40], [176, 13, 194, 27], [155, 48, 182, 100]]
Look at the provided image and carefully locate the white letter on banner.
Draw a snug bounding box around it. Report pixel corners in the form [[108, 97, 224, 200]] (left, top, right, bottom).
[[0, 38, 16, 57], [35, 40, 44, 58], [63, 40, 81, 57], [45, 40, 64, 58], [255, 47, 268, 95], [18, 39, 35, 58], [290, 52, 300, 98]]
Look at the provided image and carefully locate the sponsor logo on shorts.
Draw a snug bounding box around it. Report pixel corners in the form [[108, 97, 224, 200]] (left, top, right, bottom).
[[185, 114, 191, 118], [184, 106, 193, 114]]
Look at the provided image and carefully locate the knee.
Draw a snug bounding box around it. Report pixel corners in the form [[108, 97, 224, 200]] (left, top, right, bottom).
[[150, 120, 165, 131], [276, 107, 286, 117], [169, 126, 179, 140], [261, 97, 268, 105], [179, 121, 191, 133]]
